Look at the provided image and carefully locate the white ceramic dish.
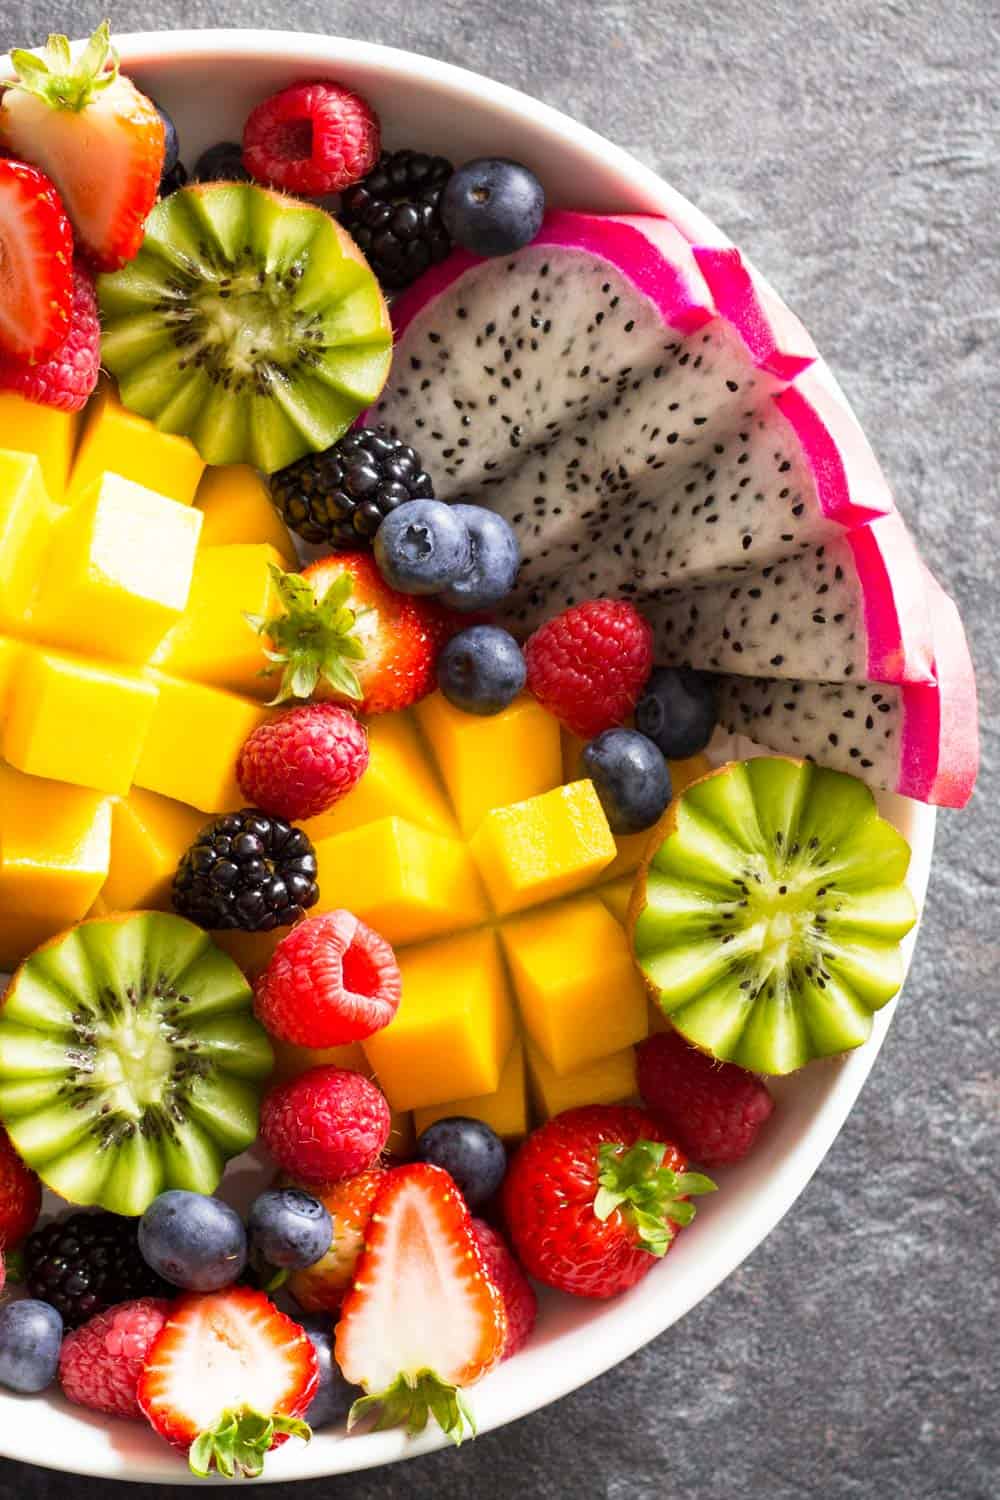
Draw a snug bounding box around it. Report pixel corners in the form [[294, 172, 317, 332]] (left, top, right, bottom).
[[0, 29, 936, 1483]]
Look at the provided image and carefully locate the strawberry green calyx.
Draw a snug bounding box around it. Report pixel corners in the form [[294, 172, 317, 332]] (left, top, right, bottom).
[[248, 564, 368, 705], [187, 1407, 311, 1480], [593, 1140, 716, 1257], [349, 1370, 477, 1447], [8, 22, 120, 112]]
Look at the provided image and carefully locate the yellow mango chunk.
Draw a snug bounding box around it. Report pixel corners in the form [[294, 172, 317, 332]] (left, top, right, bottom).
[[363, 930, 515, 1111], [101, 788, 206, 912], [196, 465, 297, 565], [416, 692, 563, 835], [0, 639, 21, 716], [210, 925, 289, 981], [154, 543, 284, 696], [313, 817, 488, 946], [525, 1039, 638, 1121], [271, 1038, 369, 1083], [599, 875, 635, 927], [0, 394, 78, 499], [31, 474, 202, 665], [0, 451, 57, 632], [501, 894, 648, 1074], [303, 712, 454, 843], [4, 649, 159, 796], [134, 674, 272, 812], [413, 1039, 528, 1141], [470, 780, 615, 916], [71, 382, 204, 505]]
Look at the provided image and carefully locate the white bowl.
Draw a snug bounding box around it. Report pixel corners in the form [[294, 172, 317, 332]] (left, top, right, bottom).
[[0, 29, 936, 1484]]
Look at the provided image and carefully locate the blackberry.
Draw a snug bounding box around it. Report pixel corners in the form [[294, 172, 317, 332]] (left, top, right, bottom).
[[270, 426, 435, 548], [339, 149, 453, 291], [23, 1212, 172, 1329], [159, 159, 188, 197], [172, 809, 319, 932], [192, 141, 251, 183]]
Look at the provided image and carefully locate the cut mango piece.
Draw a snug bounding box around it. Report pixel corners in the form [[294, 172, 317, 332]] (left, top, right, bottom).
[[196, 465, 297, 565], [599, 875, 635, 927], [313, 817, 488, 946], [413, 1039, 528, 1141], [71, 382, 205, 505], [416, 692, 563, 835], [154, 543, 283, 697], [210, 925, 289, 981], [134, 674, 272, 813], [102, 788, 206, 912], [0, 395, 78, 499], [303, 713, 454, 843], [470, 780, 615, 916], [363, 929, 515, 1112], [0, 639, 23, 717], [525, 1039, 638, 1121], [0, 450, 57, 632], [271, 1038, 368, 1083], [501, 895, 648, 1074]]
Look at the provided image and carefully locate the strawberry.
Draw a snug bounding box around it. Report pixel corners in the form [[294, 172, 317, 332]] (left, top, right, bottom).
[[287, 1169, 384, 1313], [0, 1125, 42, 1250], [0, 24, 165, 271], [469, 1221, 537, 1360], [502, 1105, 715, 1300], [0, 157, 74, 360], [335, 1163, 506, 1444], [0, 262, 100, 412], [137, 1287, 317, 1479]]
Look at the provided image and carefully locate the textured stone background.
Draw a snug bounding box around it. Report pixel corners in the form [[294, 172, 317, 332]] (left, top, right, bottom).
[[1, 1, 998, 1496]]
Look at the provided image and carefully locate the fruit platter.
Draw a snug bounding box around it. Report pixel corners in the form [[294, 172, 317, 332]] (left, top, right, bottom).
[[0, 24, 978, 1484]]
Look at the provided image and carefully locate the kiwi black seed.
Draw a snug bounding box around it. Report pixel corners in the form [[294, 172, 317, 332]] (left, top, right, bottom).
[[97, 181, 393, 473], [630, 757, 917, 1074], [0, 912, 274, 1216]]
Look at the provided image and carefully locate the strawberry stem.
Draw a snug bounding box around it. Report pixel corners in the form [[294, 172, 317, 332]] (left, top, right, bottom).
[[9, 22, 119, 112], [247, 564, 368, 706], [593, 1140, 716, 1257], [349, 1370, 477, 1447], [187, 1406, 311, 1479]]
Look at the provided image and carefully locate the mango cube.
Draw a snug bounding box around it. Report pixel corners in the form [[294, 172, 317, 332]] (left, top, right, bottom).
[[303, 712, 455, 843], [413, 1039, 528, 1141], [313, 817, 487, 946], [0, 639, 21, 716], [71, 383, 205, 505], [0, 451, 56, 631], [134, 674, 272, 812], [525, 1039, 638, 1121], [0, 395, 78, 499], [271, 1038, 369, 1083], [196, 465, 297, 565], [501, 895, 648, 1073], [155, 543, 284, 696], [599, 875, 636, 927], [470, 780, 615, 916], [102, 788, 206, 912], [210, 925, 289, 981], [363, 930, 515, 1111]]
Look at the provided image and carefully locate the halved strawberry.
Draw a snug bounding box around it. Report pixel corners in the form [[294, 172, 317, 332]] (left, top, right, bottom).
[[0, 158, 74, 360], [137, 1287, 318, 1479], [335, 1163, 506, 1445]]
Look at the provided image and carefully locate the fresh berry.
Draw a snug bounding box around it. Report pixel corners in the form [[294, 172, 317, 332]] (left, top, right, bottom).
[[171, 808, 319, 932], [261, 1066, 391, 1185], [158, 159, 188, 196], [470, 1221, 537, 1360], [59, 1297, 171, 1419], [287, 1169, 383, 1313], [636, 1031, 775, 1166], [415, 1117, 507, 1208], [0, 1124, 41, 1250], [524, 599, 654, 739], [247, 1189, 333, 1272], [153, 98, 182, 193], [503, 1105, 715, 1300], [339, 149, 453, 290], [437, 624, 526, 715], [236, 703, 370, 822], [254, 910, 401, 1048], [0, 23, 166, 270], [138, 1191, 248, 1292], [297, 1315, 361, 1429], [0, 1299, 62, 1393], [0, 262, 101, 413], [439, 504, 521, 612], [441, 158, 545, 257], [192, 140, 250, 182], [23, 1211, 171, 1327], [335, 1164, 506, 1443], [374, 499, 471, 595], [582, 728, 672, 834], [138, 1286, 318, 1479], [0, 157, 74, 360], [635, 666, 720, 760], [243, 81, 380, 196], [270, 426, 435, 550]]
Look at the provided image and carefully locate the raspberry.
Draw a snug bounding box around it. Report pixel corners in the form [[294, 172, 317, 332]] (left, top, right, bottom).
[[236, 704, 370, 822], [470, 1220, 537, 1360], [260, 1066, 391, 1185], [243, 81, 380, 196], [0, 265, 100, 413], [59, 1298, 171, 1419], [636, 1031, 774, 1166], [0, 1125, 41, 1250], [524, 599, 654, 739], [255, 910, 401, 1048]]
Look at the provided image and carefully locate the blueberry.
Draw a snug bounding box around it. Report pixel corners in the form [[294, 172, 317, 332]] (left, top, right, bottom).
[[153, 99, 180, 176], [438, 626, 526, 716], [415, 1117, 507, 1207], [0, 1299, 62, 1393], [297, 1316, 360, 1429], [635, 667, 719, 760], [439, 505, 520, 611], [582, 728, 672, 834], [441, 159, 545, 257], [139, 1190, 248, 1291], [247, 1188, 332, 1271], [193, 141, 251, 183], [374, 499, 471, 595]]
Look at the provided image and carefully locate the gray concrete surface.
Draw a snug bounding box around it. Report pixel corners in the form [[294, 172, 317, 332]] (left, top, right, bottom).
[[1, 1, 997, 1496]]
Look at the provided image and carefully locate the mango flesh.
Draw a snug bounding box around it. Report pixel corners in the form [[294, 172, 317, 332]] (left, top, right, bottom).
[[413, 1039, 528, 1140], [195, 464, 297, 565], [303, 712, 455, 843], [102, 789, 207, 912], [71, 381, 205, 505], [470, 780, 616, 915], [134, 674, 272, 813], [154, 542, 284, 696], [525, 1039, 639, 1121], [0, 451, 57, 632], [0, 396, 78, 499]]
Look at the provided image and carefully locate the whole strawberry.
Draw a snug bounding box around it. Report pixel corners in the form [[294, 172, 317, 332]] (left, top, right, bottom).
[[470, 1220, 537, 1360], [237, 704, 370, 822], [502, 1105, 714, 1300], [254, 910, 401, 1047], [59, 1297, 171, 1419], [243, 81, 380, 196], [524, 599, 654, 738], [636, 1031, 775, 1166], [0, 263, 101, 412], [260, 1066, 391, 1184], [0, 1125, 42, 1250], [288, 1169, 384, 1313]]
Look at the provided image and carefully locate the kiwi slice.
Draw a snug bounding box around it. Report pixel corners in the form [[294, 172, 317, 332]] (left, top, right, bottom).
[[0, 912, 274, 1216], [630, 757, 917, 1074], [97, 181, 393, 472]]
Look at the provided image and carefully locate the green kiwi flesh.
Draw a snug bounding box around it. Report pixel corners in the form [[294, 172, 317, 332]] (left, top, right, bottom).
[[631, 758, 917, 1074], [97, 182, 393, 472], [0, 912, 274, 1216]]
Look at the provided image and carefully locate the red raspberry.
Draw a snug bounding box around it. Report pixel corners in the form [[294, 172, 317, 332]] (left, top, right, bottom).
[[255, 909, 401, 1047], [243, 81, 380, 196], [236, 703, 369, 822], [59, 1298, 171, 1419], [524, 599, 654, 738], [0, 1125, 42, 1249], [0, 264, 100, 413], [636, 1030, 774, 1166], [260, 1066, 391, 1184], [470, 1220, 537, 1360]]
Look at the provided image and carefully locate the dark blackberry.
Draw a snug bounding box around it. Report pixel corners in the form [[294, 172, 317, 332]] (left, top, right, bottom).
[[172, 809, 319, 932], [159, 159, 188, 197], [192, 141, 251, 183], [270, 426, 435, 548], [339, 149, 453, 291], [23, 1212, 172, 1329]]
